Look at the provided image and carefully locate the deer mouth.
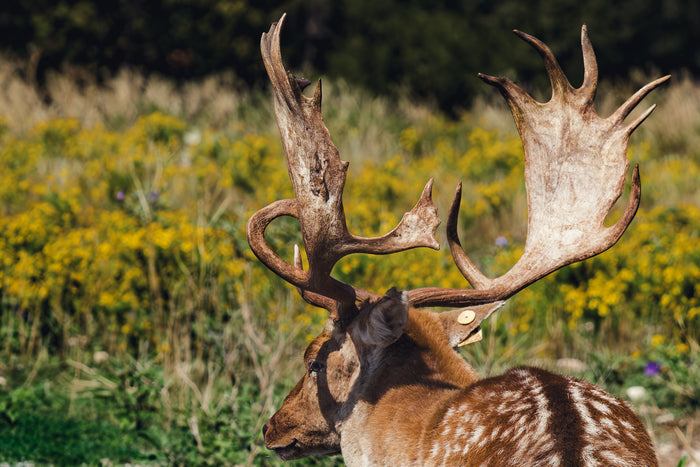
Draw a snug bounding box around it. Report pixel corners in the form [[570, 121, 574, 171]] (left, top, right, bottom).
[[269, 438, 304, 460]]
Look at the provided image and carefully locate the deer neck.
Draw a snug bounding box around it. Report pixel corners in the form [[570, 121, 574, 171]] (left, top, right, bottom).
[[404, 308, 481, 386], [339, 309, 480, 464]]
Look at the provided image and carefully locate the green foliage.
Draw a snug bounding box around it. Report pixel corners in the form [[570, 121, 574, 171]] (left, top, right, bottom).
[[0, 373, 146, 464], [0, 0, 288, 83], [0, 1, 697, 112], [582, 344, 699, 412]]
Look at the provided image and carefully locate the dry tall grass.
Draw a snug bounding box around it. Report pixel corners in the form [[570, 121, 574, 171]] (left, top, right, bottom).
[[4, 52, 698, 166], [0, 57, 244, 133]]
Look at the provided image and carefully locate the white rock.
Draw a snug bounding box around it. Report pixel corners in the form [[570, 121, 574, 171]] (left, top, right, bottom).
[[625, 385, 648, 402], [93, 351, 110, 363]]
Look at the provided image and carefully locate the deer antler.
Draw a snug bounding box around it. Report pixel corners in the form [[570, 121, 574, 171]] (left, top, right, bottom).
[[248, 17, 668, 318], [407, 26, 669, 308], [246, 14, 440, 316]]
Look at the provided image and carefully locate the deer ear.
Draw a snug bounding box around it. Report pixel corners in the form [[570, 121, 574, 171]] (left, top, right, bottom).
[[353, 287, 408, 348], [436, 301, 505, 348]]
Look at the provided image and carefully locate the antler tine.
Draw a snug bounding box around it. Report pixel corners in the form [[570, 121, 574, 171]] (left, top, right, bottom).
[[247, 199, 306, 287], [476, 74, 537, 127], [611, 75, 671, 127], [249, 15, 441, 317], [479, 25, 600, 121], [513, 29, 573, 97], [261, 14, 305, 112], [445, 182, 492, 290], [580, 25, 598, 98], [407, 27, 667, 309]]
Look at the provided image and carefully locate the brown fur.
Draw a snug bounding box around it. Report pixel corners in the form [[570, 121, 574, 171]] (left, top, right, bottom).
[[263, 303, 657, 466]]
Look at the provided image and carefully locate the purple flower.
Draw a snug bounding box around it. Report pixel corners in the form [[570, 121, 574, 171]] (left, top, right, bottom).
[[495, 236, 508, 248], [116, 191, 125, 201], [644, 361, 661, 377], [149, 190, 159, 203]]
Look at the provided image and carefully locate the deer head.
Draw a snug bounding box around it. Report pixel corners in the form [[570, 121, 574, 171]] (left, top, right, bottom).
[[248, 15, 666, 465]]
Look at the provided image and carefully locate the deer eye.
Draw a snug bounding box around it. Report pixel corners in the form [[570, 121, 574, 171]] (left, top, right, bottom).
[[308, 360, 324, 375]]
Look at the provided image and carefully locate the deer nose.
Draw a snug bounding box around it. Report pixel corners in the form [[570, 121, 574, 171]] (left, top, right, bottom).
[[262, 423, 269, 437]]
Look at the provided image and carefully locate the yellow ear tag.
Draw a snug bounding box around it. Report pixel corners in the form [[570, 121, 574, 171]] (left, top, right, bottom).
[[458, 329, 483, 347], [457, 309, 476, 325]]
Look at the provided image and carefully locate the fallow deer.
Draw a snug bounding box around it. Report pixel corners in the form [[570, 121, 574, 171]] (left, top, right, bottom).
[[247, 14, 668, 466]]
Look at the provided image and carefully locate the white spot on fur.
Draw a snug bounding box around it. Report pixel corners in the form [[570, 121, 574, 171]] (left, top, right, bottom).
[[428, 443, 441, 461], [569, 383, 599, 437], [619, 419, 638, 441], [468, 425, 485, 445], [591, 399, 612, 414], [532, 381, 551, 439], [600, 416, 619, 435], [441, 423, 453, 438], [600, 449, 626, 465]]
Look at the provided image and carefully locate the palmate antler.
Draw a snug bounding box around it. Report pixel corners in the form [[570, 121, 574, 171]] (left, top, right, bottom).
[[409, 27, 670, 307], [247, 16, 669, 322]]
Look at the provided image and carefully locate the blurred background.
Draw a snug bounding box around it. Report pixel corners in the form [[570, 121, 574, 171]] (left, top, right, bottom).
[[1, 0, 698, 112], [0, 1, 698, 466]]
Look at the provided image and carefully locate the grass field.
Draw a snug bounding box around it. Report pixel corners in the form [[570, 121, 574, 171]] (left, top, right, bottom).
[[0, 56, 698, 465]]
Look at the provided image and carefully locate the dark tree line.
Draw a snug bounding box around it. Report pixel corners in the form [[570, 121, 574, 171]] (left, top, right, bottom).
[[1, 0, 697, 112]]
